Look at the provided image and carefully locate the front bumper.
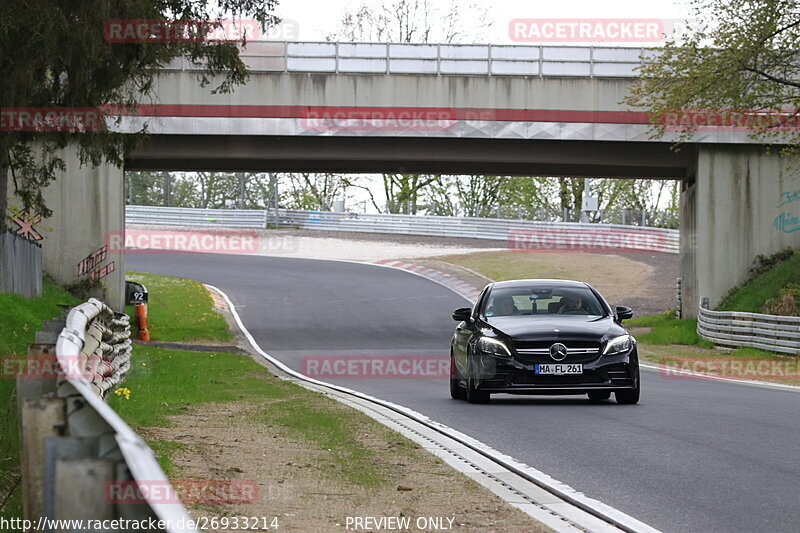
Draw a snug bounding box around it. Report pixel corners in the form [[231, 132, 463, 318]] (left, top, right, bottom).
[[472, 348, 638, 395]]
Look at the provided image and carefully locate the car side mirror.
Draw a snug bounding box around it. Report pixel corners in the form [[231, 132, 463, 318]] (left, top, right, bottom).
[[615, 305, 633, 321], [452, 307, 472, 322]]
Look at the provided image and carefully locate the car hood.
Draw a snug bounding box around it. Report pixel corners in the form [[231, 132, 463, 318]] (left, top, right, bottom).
[[485, 315, 624, 342]]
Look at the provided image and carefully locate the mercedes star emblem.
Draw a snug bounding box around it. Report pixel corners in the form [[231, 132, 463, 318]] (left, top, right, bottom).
[[549, 343, 568, 362]]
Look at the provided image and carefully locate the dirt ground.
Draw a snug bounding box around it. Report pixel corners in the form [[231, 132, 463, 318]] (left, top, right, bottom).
[[412, 251, 678, 316], [271, 228, 680, 315], [140, 398, 551, 533]]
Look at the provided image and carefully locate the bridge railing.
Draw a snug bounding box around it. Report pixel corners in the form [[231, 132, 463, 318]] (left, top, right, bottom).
[[164, 41, 651, 78], [126, 205, 679, 254], [697, 303, 800, 355]]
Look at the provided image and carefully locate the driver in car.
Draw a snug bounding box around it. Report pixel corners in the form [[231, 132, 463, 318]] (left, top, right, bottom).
[[488, 295, 519, 316], [558, 296, 587, 314]]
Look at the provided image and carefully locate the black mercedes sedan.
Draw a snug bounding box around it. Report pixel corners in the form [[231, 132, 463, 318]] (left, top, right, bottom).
[[450, 279, 639, 404]]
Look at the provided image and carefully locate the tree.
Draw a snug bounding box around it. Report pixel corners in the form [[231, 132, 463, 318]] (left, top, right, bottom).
[[424, 175, 505, 216], [625, 0, 800, 151], [380, 173, 441, 214], [281, 173, 355, 211], [0, 0, 279, 232], [326, 0, 493, 44]]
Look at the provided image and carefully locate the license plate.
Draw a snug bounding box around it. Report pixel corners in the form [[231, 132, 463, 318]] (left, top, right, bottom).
[[535, 363, 583, 375]]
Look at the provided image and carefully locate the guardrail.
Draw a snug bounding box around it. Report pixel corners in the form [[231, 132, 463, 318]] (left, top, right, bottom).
[[697, 303, 800, 355], [18, 299, 195, 532], [163, 41, 652, 78], [126, 205, 680, 254]]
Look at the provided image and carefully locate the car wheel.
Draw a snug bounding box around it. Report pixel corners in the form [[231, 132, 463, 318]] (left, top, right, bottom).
[[587, 391, 611, 400], [450, 353, 466, 400], [615, 362, 640, 405], [465, 354, 490, 404]]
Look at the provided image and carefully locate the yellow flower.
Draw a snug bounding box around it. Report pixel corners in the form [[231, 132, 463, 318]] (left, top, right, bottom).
[[114, 387, 132, 400], [141, 362, 147, 366]]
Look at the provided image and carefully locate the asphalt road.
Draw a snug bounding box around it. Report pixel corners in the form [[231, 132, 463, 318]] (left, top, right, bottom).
[[128, 253, 800, 533]]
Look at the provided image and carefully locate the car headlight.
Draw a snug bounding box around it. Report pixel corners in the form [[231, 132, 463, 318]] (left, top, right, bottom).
[[477, 337, 512, 357], [603, 334, 632, 355]]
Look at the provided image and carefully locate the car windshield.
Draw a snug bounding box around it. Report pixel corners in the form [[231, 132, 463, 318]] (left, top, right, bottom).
[[482, 285, 607, 318]]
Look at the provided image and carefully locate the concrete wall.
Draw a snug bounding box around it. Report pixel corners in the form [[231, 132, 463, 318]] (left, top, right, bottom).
[[682, 145, 800, 316], [153, 71, 635, 111], [5, 145, 125, 310]]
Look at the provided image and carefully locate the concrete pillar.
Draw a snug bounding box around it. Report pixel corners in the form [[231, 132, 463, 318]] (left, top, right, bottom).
[[39, 145, 125, 310], [686, 145, 800, 316], [680, 179, 698, 317]]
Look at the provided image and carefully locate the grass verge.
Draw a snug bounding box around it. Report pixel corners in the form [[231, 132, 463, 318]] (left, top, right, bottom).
[[0, 280, 79, 520], [718, 249, 800, 315], [124, 271, 231, 343], [626, 312, 714, 348]]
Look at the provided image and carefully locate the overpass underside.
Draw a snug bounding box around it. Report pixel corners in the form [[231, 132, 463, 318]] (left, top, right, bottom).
[[126, 135, 692, 178]]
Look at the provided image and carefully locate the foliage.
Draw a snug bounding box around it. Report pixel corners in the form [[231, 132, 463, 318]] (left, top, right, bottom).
[[0, 0, 279, 229], [625, 0, 800, 153], [281, 173, 357, 211], [718, 249, 800, 313], [127, 171, 278, 209]]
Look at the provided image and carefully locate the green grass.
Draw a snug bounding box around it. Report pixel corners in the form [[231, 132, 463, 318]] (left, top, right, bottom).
[[718, 250, 800, 313], [0, 280, 79, 520], [124, 272, 231, 342], [627, 312, 714, 347], [107, 345, 295, 428]]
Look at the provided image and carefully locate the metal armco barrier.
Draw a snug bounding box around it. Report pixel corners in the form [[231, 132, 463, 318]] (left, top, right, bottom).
[[697, 303, 800, 355], [17, 299, 196, 532], [57, 299, 133, 397], [126, 205, 680, 254]]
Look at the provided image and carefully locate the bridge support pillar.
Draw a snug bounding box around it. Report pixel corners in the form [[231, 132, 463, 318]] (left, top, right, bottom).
[[4, 144, 125, 310], [681, 145, 800, 318]]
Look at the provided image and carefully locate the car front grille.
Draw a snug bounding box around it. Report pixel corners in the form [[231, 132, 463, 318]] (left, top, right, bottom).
[[513, 342, 601, 363]]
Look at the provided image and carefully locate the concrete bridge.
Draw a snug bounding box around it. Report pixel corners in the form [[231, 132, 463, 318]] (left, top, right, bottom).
[[25, 42, 800, 314]]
